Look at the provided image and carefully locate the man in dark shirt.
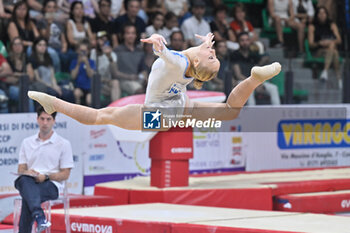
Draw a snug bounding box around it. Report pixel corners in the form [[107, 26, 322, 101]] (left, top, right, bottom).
[[114, 24, 146, 96], [89, 0, 118, 48], [231, 32, 280, 105], [168, 31, 186, 51], [113, 0, 146, 44]]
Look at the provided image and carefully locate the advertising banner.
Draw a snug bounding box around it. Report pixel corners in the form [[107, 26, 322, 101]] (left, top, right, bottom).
[[1, 104, 349, 194], [244, 105, 350, 171]]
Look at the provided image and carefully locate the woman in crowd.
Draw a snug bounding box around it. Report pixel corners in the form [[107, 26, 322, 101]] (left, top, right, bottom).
[[7, 1, 39, 52], [6, 37, 35, 111], [145, 11, 164, 37], [66, 1, 95, 50], [210, 5, 237, 50], [29, 37, 74, 102], [230, 3, 264, 54], [36, 0, 65, 72], [308, 6, 342, 88], [90, 31, 120, 105], [268, 0, 305, 52], [292, 0, 314, 25]]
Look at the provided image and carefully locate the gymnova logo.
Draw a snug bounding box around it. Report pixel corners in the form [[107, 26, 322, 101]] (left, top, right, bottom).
[[71, 222, 112, 233], [143, 109, 222, 130], [278, 119, 350, 149]]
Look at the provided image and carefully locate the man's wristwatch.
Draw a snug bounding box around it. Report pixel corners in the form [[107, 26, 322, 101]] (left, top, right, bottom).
[[45, 174, 50, 181]]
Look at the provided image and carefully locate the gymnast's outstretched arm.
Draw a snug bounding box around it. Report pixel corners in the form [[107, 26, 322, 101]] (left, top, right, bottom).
[[187, 62, 281, 121], [27, 92, 143, 130]]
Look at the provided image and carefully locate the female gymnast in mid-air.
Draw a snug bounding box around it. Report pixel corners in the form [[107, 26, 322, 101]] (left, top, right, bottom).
[[28, 33, 281, 130]]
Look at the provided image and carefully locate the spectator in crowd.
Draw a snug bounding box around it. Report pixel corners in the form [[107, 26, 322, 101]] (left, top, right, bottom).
[[37, 0, 65, 72], [145, 11, 164, 37], [90, 31, 120, 105], [57, 0, 71, 15], [114, 23, 146, 96], [0, 0, 12, 18], [90, 0, 119, 48], [70, 40, 96, 105], [181, 0, 211, 46], [164, 0, 188, 19], [230, 3, 264, 54], [0, 88, 8, 113], [267, 0, 305, 53], [317, 0, 336, 21], [29, 37, 74, 102], [161, 11, 180, 43], [0, 53, 13, 113], [203, 39, 225, 92], [213, 40, 232, 96], [114, 0, 146, 44], [68, 0, 97, 18], [7, 37, 35, 112], [168, 30, 186, 50], [144, 0, 166, 19], [292, 0, 314, 24], [308, 6, 342, 88], [66, 1, 95, 50], [231, 32, 280, 105], [210, 4, 237, 50], [7, 1, 39, 52], [110, 0, 125, 19], [139, 42, 156, 88], [27, 0, 44, 19], [39, 0, 73, 72], [15, 106, 73, 233]]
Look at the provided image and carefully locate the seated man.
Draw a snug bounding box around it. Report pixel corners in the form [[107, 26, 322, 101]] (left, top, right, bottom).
[[232, 32, 280, 105], [15, 106, 74, 233]]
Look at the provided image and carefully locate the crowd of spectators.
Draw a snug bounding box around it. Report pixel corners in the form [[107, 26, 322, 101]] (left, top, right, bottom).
[[0, 0, 343, 113]]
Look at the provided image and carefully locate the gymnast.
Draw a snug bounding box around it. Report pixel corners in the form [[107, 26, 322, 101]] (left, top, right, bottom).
[[28, 33, 281, 130]]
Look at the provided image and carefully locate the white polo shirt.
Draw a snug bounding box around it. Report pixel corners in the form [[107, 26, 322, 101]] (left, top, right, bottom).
[[18, 131, 74, 192], [181, 16, 211, 46]]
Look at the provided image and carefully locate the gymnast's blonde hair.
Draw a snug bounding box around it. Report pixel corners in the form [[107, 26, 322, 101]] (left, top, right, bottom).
[[192, 63, 218, 89]]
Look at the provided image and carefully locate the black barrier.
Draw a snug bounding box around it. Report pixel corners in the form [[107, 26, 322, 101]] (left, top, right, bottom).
[[91, 73, 101, 108], [284, 53, 294, 104], [343, 0, 350, 103], [18, 75, 29, 112]]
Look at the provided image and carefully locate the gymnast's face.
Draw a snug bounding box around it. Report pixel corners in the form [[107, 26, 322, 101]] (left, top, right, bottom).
[[196, 43, 220, 74]]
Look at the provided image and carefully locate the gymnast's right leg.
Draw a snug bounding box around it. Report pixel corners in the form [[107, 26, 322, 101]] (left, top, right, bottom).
[[28, 91, 142, 130]]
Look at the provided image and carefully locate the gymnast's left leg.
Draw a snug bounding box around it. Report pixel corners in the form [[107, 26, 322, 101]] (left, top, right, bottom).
[[28, 91, 143, 130], [187, 62, 281, 121]]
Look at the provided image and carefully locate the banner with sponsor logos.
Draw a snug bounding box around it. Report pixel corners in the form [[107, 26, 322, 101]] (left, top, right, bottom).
[[83, 125, 150, 194], [0, 113, 84, 195], [1, 104, 349, 194], [244, 105, 350, 171]]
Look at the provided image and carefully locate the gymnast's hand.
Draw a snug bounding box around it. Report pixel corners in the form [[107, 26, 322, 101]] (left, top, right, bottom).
[[195, 32, 215, 48], [141, 34, 167, 52]]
